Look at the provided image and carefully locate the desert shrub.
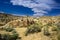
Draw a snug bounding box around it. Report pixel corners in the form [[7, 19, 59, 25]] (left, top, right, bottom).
[[11, 29, 21, 40], [25, 24, 41, 36], [11, 32, 20, 40], [3, 27, 14, 32], [0, 34, 2, 39], [43, 26, 50, 36], [47, 22, 52, 26], [12, 33, 19, 39], [4, 27, 14, 32], [56, 23, 60, 30], [57, 33, 60, 40], [0, 26, 21, 40], [56, 23, 60, 40], [52, 27, 58, 31], [0, 32, 20, 40], [0, 27, 4, 30], [12, 30, 17, 33], [12, 30, 19, 39], [0, 34, 11, 40]]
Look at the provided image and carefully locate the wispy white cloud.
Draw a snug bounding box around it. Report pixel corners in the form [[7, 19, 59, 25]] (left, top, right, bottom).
[[0, 11, 5, 13], [33, 13, 45, 17], [10, 0, 57, 17], [12, 14, 26, 16]]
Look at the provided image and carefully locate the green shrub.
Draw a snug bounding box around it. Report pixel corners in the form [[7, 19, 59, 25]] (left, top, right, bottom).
[[4, 27, 14, 32], [11, 30, 20, 40], [0, 33, 20, 40], [12, 30, 17, 33], [12, 33, 19, 39], [0, 26, 21, 40], [1, 34, 11, 40], [25, 24, 41, 36], [0, 27, 4, 30], [52, 27, 57, 31], [57, 35, 60, 40], [43, 26, 50, 36]]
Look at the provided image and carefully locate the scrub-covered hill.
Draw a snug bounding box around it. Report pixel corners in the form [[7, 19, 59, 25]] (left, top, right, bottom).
[[0, 13, 60, 40], [0, 12, 22, 26]]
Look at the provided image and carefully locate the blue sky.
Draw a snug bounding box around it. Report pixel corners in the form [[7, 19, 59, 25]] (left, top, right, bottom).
[[0, 0, 60, 16]]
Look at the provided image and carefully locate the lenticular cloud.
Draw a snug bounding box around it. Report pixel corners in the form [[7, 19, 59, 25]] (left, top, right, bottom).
[[10, 0, 56, 16]]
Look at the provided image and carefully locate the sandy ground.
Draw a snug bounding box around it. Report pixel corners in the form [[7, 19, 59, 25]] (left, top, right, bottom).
[[14, 28, 52, 40]]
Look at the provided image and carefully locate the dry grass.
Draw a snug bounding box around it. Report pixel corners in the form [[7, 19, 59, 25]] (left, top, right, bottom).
[[14, 28, 54, 40]]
